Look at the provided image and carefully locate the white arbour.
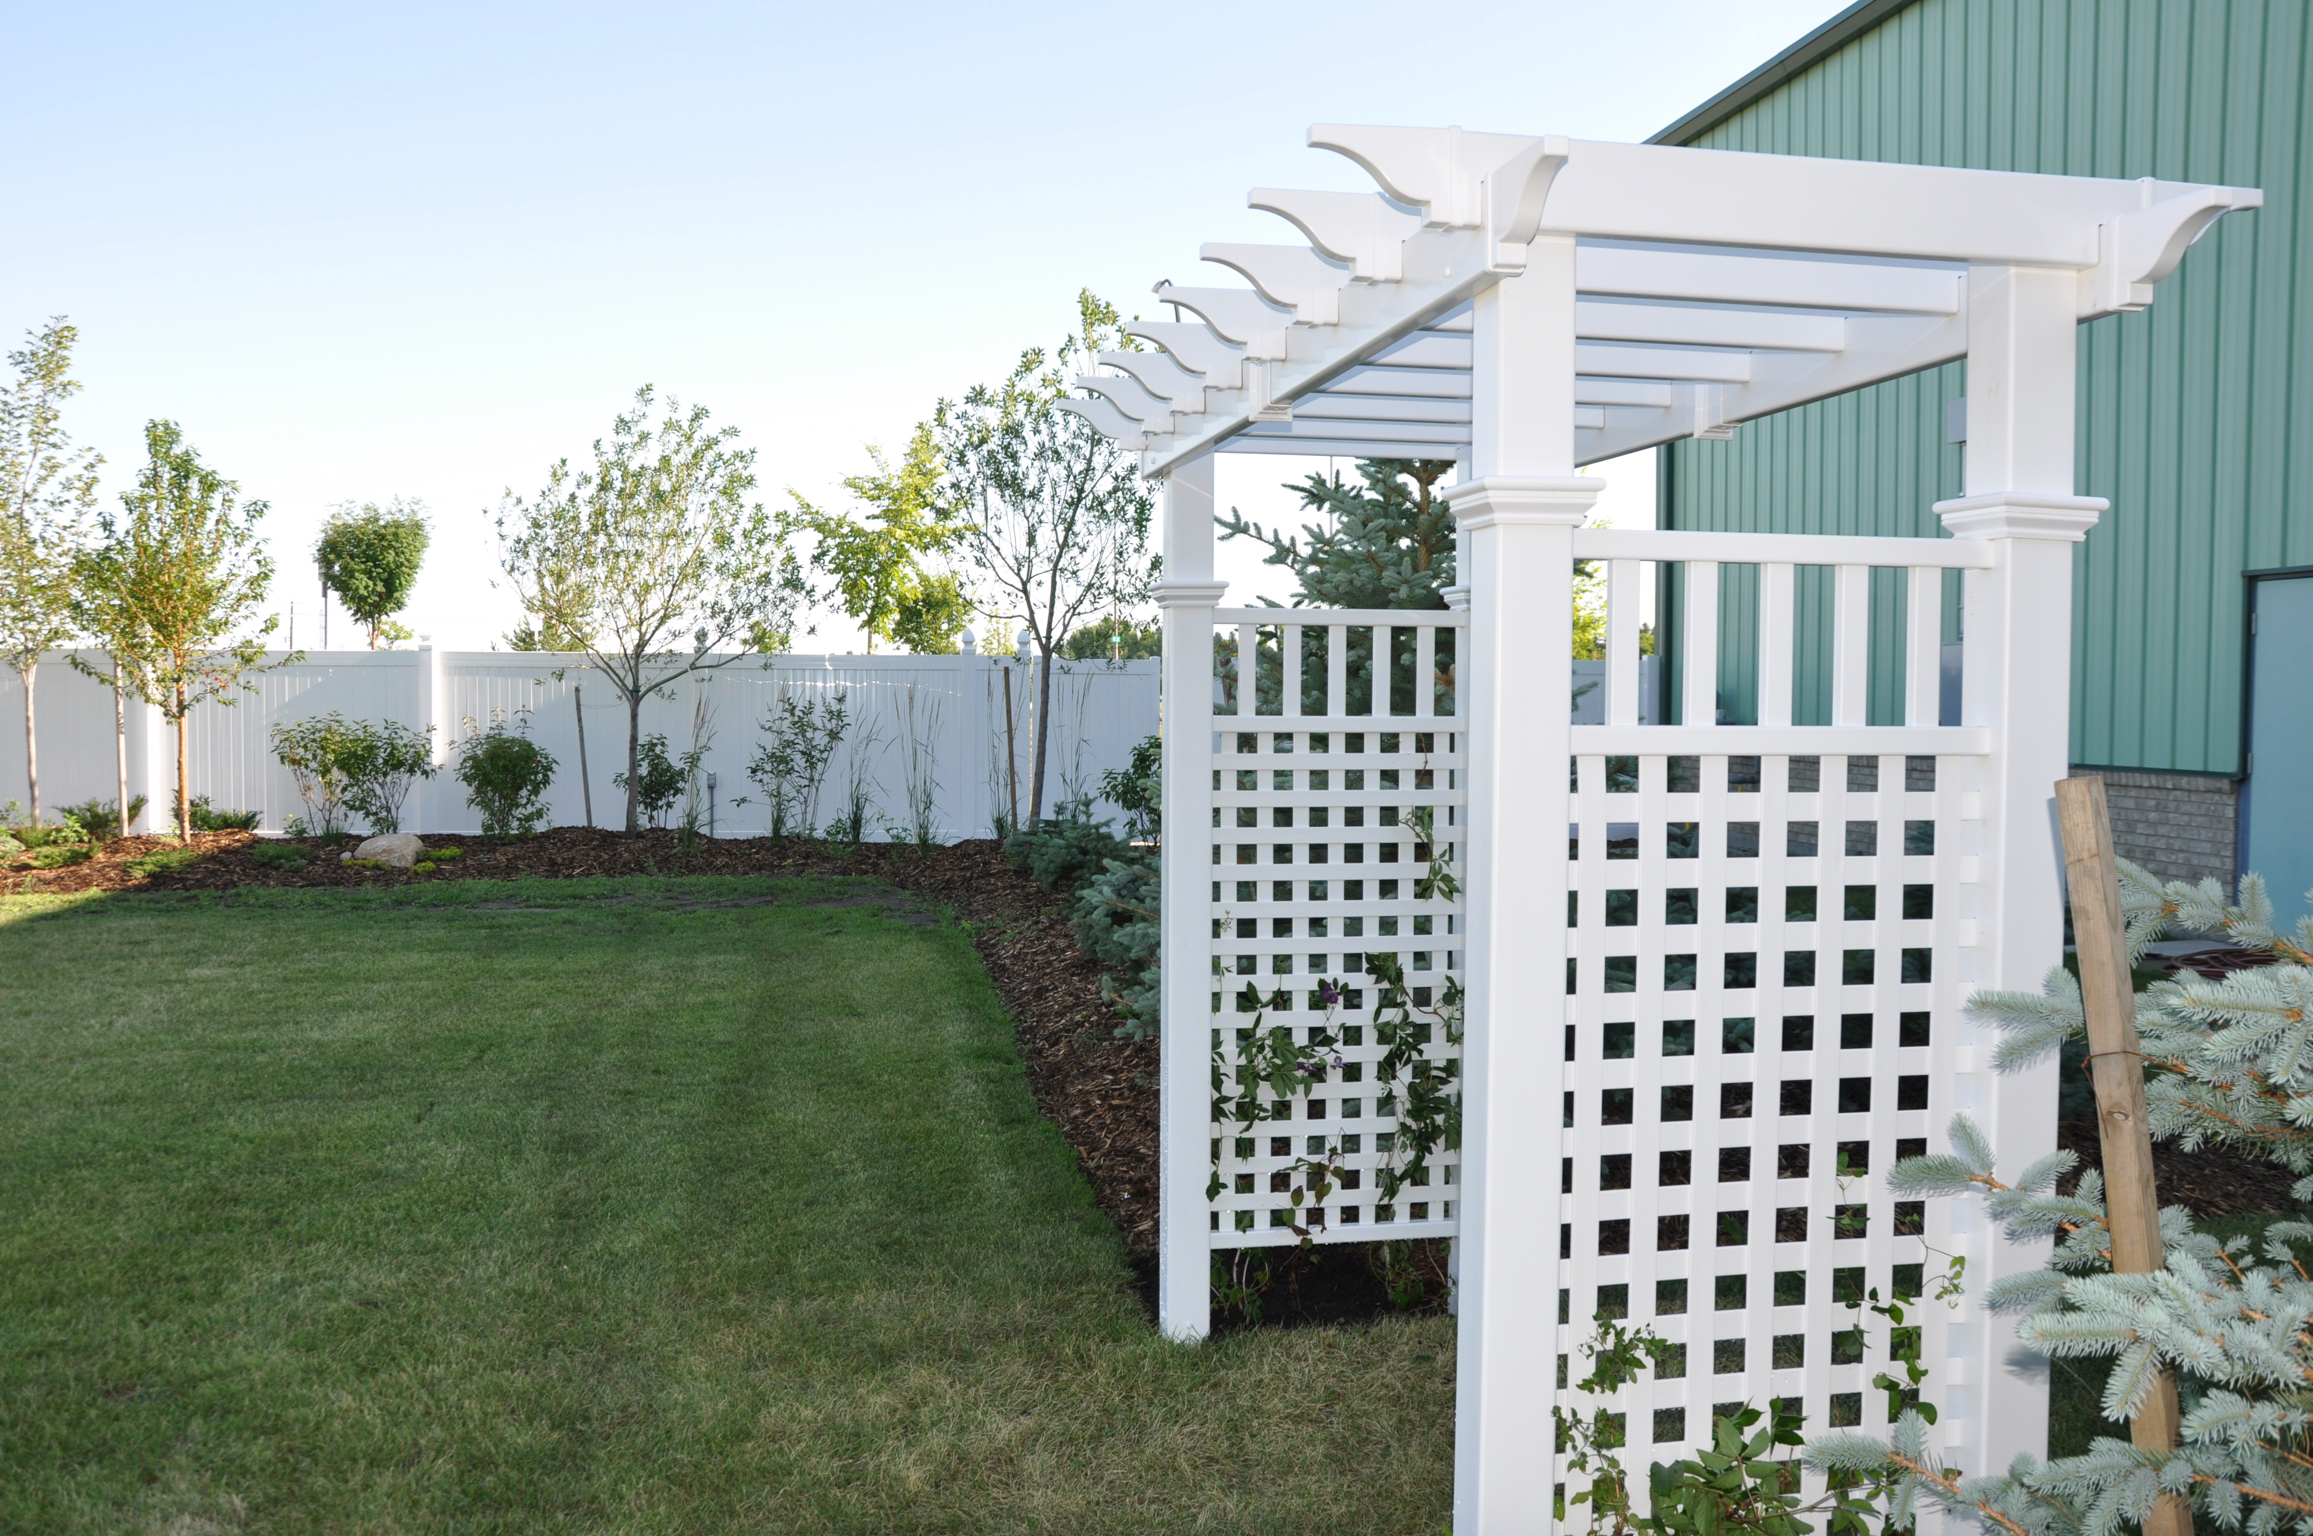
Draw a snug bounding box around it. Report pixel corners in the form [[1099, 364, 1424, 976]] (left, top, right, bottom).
[[1064, 124, 2259, 1535], [0, 649, 1156, 841]]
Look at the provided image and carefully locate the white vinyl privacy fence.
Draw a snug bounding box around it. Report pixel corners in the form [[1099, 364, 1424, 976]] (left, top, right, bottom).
[[1077, 124, 2259, 1534], [1, 650, 1158, 840]]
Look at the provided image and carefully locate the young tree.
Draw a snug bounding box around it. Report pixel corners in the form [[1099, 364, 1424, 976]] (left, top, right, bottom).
[[496, 385, 802, 833], [937, 292, 1154, 820], [1807, 864, 2313, 1535], [786, 422, 969, 654], [316, 499, 430, 649], [1219, 458, 1456, 609], [102, 421, 287, 843], [0, 318, 102, 825], [67, 540, 145, 838]]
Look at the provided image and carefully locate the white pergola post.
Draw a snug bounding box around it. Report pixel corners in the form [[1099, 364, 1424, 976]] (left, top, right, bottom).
[[1933, 264, 2104, 1477], [1443, 235, 1602, 1536], [1156, 452, 1225, 1343]]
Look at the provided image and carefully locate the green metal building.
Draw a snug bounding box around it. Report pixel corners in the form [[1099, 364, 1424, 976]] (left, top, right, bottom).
[[1651, 0, 2312, 898]]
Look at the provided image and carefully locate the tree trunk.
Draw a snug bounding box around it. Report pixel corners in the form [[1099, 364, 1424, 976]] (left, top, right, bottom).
[[624, 687, 642, 835], [174, 683, 191, 846], [1029, 642, 1055, 822], [113, 656, 129, 839], [19, 659, 36, 826]]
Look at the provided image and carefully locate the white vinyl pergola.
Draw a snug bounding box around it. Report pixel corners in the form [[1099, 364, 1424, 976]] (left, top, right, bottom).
[[1064, 125, 2258, 1536]]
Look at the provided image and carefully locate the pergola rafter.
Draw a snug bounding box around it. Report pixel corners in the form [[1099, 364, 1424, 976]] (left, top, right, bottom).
[[1059, 128, 2257, 470]]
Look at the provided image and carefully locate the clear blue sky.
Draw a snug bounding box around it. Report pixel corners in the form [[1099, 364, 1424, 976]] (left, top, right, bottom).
[[4, 0, 1847, 651]]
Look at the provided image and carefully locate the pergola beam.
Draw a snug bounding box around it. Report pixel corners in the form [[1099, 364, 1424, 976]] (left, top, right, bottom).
[[1083, 126, 2257, 476]]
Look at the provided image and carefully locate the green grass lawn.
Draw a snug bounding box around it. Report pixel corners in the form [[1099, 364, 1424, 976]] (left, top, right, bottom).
[[0, 879, 1455, 1535]]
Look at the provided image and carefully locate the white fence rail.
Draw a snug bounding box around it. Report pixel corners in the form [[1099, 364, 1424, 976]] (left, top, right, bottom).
[[1, 649, 1159, 840]]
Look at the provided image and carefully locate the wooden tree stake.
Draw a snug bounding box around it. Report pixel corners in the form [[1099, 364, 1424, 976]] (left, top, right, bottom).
[[2054, 774, 2189, 1536], [574, 685, 593, 830]]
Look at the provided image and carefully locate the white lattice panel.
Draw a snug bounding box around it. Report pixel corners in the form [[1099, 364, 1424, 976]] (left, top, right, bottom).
[[1553, 742, 1980, 1474], [1204, 610, 1469, 1249]]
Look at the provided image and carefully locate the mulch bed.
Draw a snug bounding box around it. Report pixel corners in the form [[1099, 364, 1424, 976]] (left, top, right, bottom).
[[10, 827, 1162, 1257], [2055, 1118, 2303, 1217]]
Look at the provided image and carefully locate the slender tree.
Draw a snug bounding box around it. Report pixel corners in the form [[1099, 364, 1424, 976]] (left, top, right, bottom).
[[787, 422, 969, 654], [0, 319, 102, 825], [66, 541, 145, 838], [937, 292, 1154, 820], [103, 421, 287, 842], [496, 385, 802, 833], [316, 499, 430, 648]]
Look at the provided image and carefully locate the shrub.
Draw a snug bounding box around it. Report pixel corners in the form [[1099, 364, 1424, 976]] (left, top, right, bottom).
[[271, 715, 432, 835], [338, 721, 436, 833], [455, 713, 556, 837], [1100, 734, 1161, 841], [743, 692, 849, 839], [56, 796, 147, 843], [26, 843, 92, 869], [188, 796, 261, 831], [1003, 797, 1130, 893], [1070, 852, 1160, 1037], [4, 803, 88, 850], [248, 843, 310, 871], [432, 846, 463, 862], [124, 848, 202, 878], [410, 860, 437, 875], [271, 714, 362, 836], [614, 734, 702, 831]]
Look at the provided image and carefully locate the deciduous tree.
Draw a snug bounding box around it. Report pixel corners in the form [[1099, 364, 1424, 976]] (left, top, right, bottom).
[[787, 423, 968, 654], [496, 386, 801, 833], [0, 318, 101, 825], [937, 293, 1154, 820], [101, 421, 288, 842], [316, 499, 430, 649]]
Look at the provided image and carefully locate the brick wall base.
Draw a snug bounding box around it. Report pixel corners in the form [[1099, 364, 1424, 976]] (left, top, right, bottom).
[[2071, 768, 2239, 885]]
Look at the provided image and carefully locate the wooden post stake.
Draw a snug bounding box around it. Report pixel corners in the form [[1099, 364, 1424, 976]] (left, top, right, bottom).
[[2054, 774, 2189, 1536], [1001, 664, 1019, 833], [574, 685, 594, 830]]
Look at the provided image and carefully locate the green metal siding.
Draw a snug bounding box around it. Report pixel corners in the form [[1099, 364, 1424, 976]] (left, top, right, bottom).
[[1659, 0, 2313, 775]]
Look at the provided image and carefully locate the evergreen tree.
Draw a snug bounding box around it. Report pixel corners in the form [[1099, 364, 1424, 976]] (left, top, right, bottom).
[[1217, 458, 1455, 609], [1810, 864, 2313, 1536]]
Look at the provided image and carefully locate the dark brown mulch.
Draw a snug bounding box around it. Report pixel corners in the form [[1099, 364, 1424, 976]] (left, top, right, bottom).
[[2138, 946, 2280, 982], [9, 827, 1162, 1257], [2055, 1118, 2304, 1217], [1202, 1240, 1455, 1335]]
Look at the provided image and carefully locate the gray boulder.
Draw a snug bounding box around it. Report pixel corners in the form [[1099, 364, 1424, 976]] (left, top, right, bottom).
[[353, 833, 426, 869]]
